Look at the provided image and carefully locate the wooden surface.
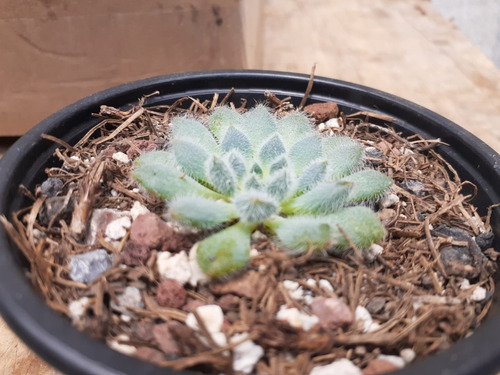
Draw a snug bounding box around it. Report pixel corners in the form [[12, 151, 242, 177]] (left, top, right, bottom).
[[2, 0, 500, 373]]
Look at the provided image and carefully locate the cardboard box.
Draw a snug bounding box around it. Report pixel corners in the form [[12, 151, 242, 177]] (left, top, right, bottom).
[[0, 0, 249, 136]]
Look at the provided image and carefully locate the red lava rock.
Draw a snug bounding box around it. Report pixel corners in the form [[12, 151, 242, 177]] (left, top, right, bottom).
[[218, 294, 240, 311], [134, 346, 165, 363], [87, 208, 129, 245], [129, 213, 169, 249], [182, 298, 205, 313], [153, 322, 181, 356], [310, 296, 353, 331], [127, 140, 157, 159], [156, 279, 187, 309], [160, 228, 197, 253], [362, 359, 400, 375], [131, 321, 155, 342], [122, 240, 151, 266], [303, 102, 339, 123]]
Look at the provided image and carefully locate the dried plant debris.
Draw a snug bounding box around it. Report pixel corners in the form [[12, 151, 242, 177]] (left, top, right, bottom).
[[1, 91, 498, 375]]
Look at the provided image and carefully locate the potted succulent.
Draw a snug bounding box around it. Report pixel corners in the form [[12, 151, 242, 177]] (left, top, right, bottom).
[[0, 70, 499, 375]]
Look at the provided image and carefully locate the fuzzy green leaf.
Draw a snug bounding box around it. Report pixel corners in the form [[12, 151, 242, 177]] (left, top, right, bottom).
[[342, 170, 393, 202], [269, 156, 288, 174], [196, 223, 253, 277], [286, 181, 352, 215], [259, 134, 286, 168], [326, 206, 386, 248], [226, 151, 246, 182], [276, 112, 315, 148], [206, 155, 236, 196], [245, 174, 262, 190], [322, 137, 364, 179], [208, 107, 244, 140], [133, 159, 221, 200], [288, 135, 322, 174], [171, 117, 218, 153], [272, 216, 332, 254], [172, 138, 209, 181], [243, 105, 276, 148], [250, 163, 263, 177], [134, 150, 176, 168], [169, 196, 237, 228], [233, 190, 278, 223], [266, 168, 291, 200], [221, 126, 253, 160], [296, 159, 328, 194]]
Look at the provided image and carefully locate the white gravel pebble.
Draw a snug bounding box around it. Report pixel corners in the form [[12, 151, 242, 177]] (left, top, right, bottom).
[[276, 305, 319, 331], [283, 280, 305, 300], [231, 333, 264, 374], [112, 286, 143, 315], [130, 201, 149, 220], [326, 118, 341, 129], [306, 278, 317, 288], [157, 251, 191, 285], [355, 306, 373, 333], [318, 279, 334, 293], [310, 358, 362, 375], [471, 286, 487, 301], [112, 152, 130, 164], [109, 334, 136, 355], [364, 244, 383, 262], [400, 348, 416, 363], [459, 278, 471, 290], [377, 354, 405, 369], [317, 123, 326, 131], [188, 243, 209, 287], [105, 216, 131, 240], [250, 248, 260, 258], [185, 305, 224, 334], [68, 297, 89, 321], [383, 193, 399, 207]]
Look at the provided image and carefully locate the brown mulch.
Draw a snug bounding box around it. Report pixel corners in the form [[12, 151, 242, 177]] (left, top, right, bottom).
[[1, 89, 498, 375]]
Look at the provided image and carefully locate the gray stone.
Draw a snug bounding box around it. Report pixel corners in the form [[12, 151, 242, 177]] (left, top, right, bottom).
[[475, 232, 494, 250], [435, 225, 471, 242], [69, 249, 113, 283], [40, 177, 64, 197], [403, 180, 425, 196]]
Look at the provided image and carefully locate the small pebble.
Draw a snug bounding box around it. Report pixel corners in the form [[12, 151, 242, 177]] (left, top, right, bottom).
[[122, 241, 151, 266], [68, 297, 89, 321], [40, 177, 64, 197], [130, 213, 169, 249], [355, 306, 373, 333], [283, 280, 304, 300], [105, 216, 131, 240], [364, 244, 383, 262], [231, 333, 264, 374], [276, 306, 319, 331], [317, 123, 326, 131], [404, 179, 425, 195], [249, 248, 260, 258], [435, 225, 470, 242], [363, 358, 400, 375], [303, 102, 339, 122], [365, 297, 386, 314], [157, 251, 191, 285], [381, 193, 399, 208], [109, 335, 136, 355], [188, 243, 209, 287], [475, 232, 494, 250], [459, 279, 471, 290], [471, 286, 487, 301], [112, 151, 130, 164], [318, 279, 334, 293], [399, 348, 416, 363], [185, 305, 224, 334], [153, 322, 181, 355], [364, 146, 383, 159], [377, 354, 405, 369], [310, 358, 361, 375], [69, 249, 113, 283], [310, 297, 353, 330], [326, 118, 340, 128], [130, 201, 150, 220], [306, 278, 317, 288], [112, 286, 144, 315], [156, 279, 187, 309]]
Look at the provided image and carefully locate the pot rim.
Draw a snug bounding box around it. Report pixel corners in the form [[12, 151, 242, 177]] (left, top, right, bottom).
[[0, 69, 499, 375]]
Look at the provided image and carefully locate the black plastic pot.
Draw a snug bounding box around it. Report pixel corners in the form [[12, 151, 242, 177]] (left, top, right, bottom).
[[0, 70, 499, 375]]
